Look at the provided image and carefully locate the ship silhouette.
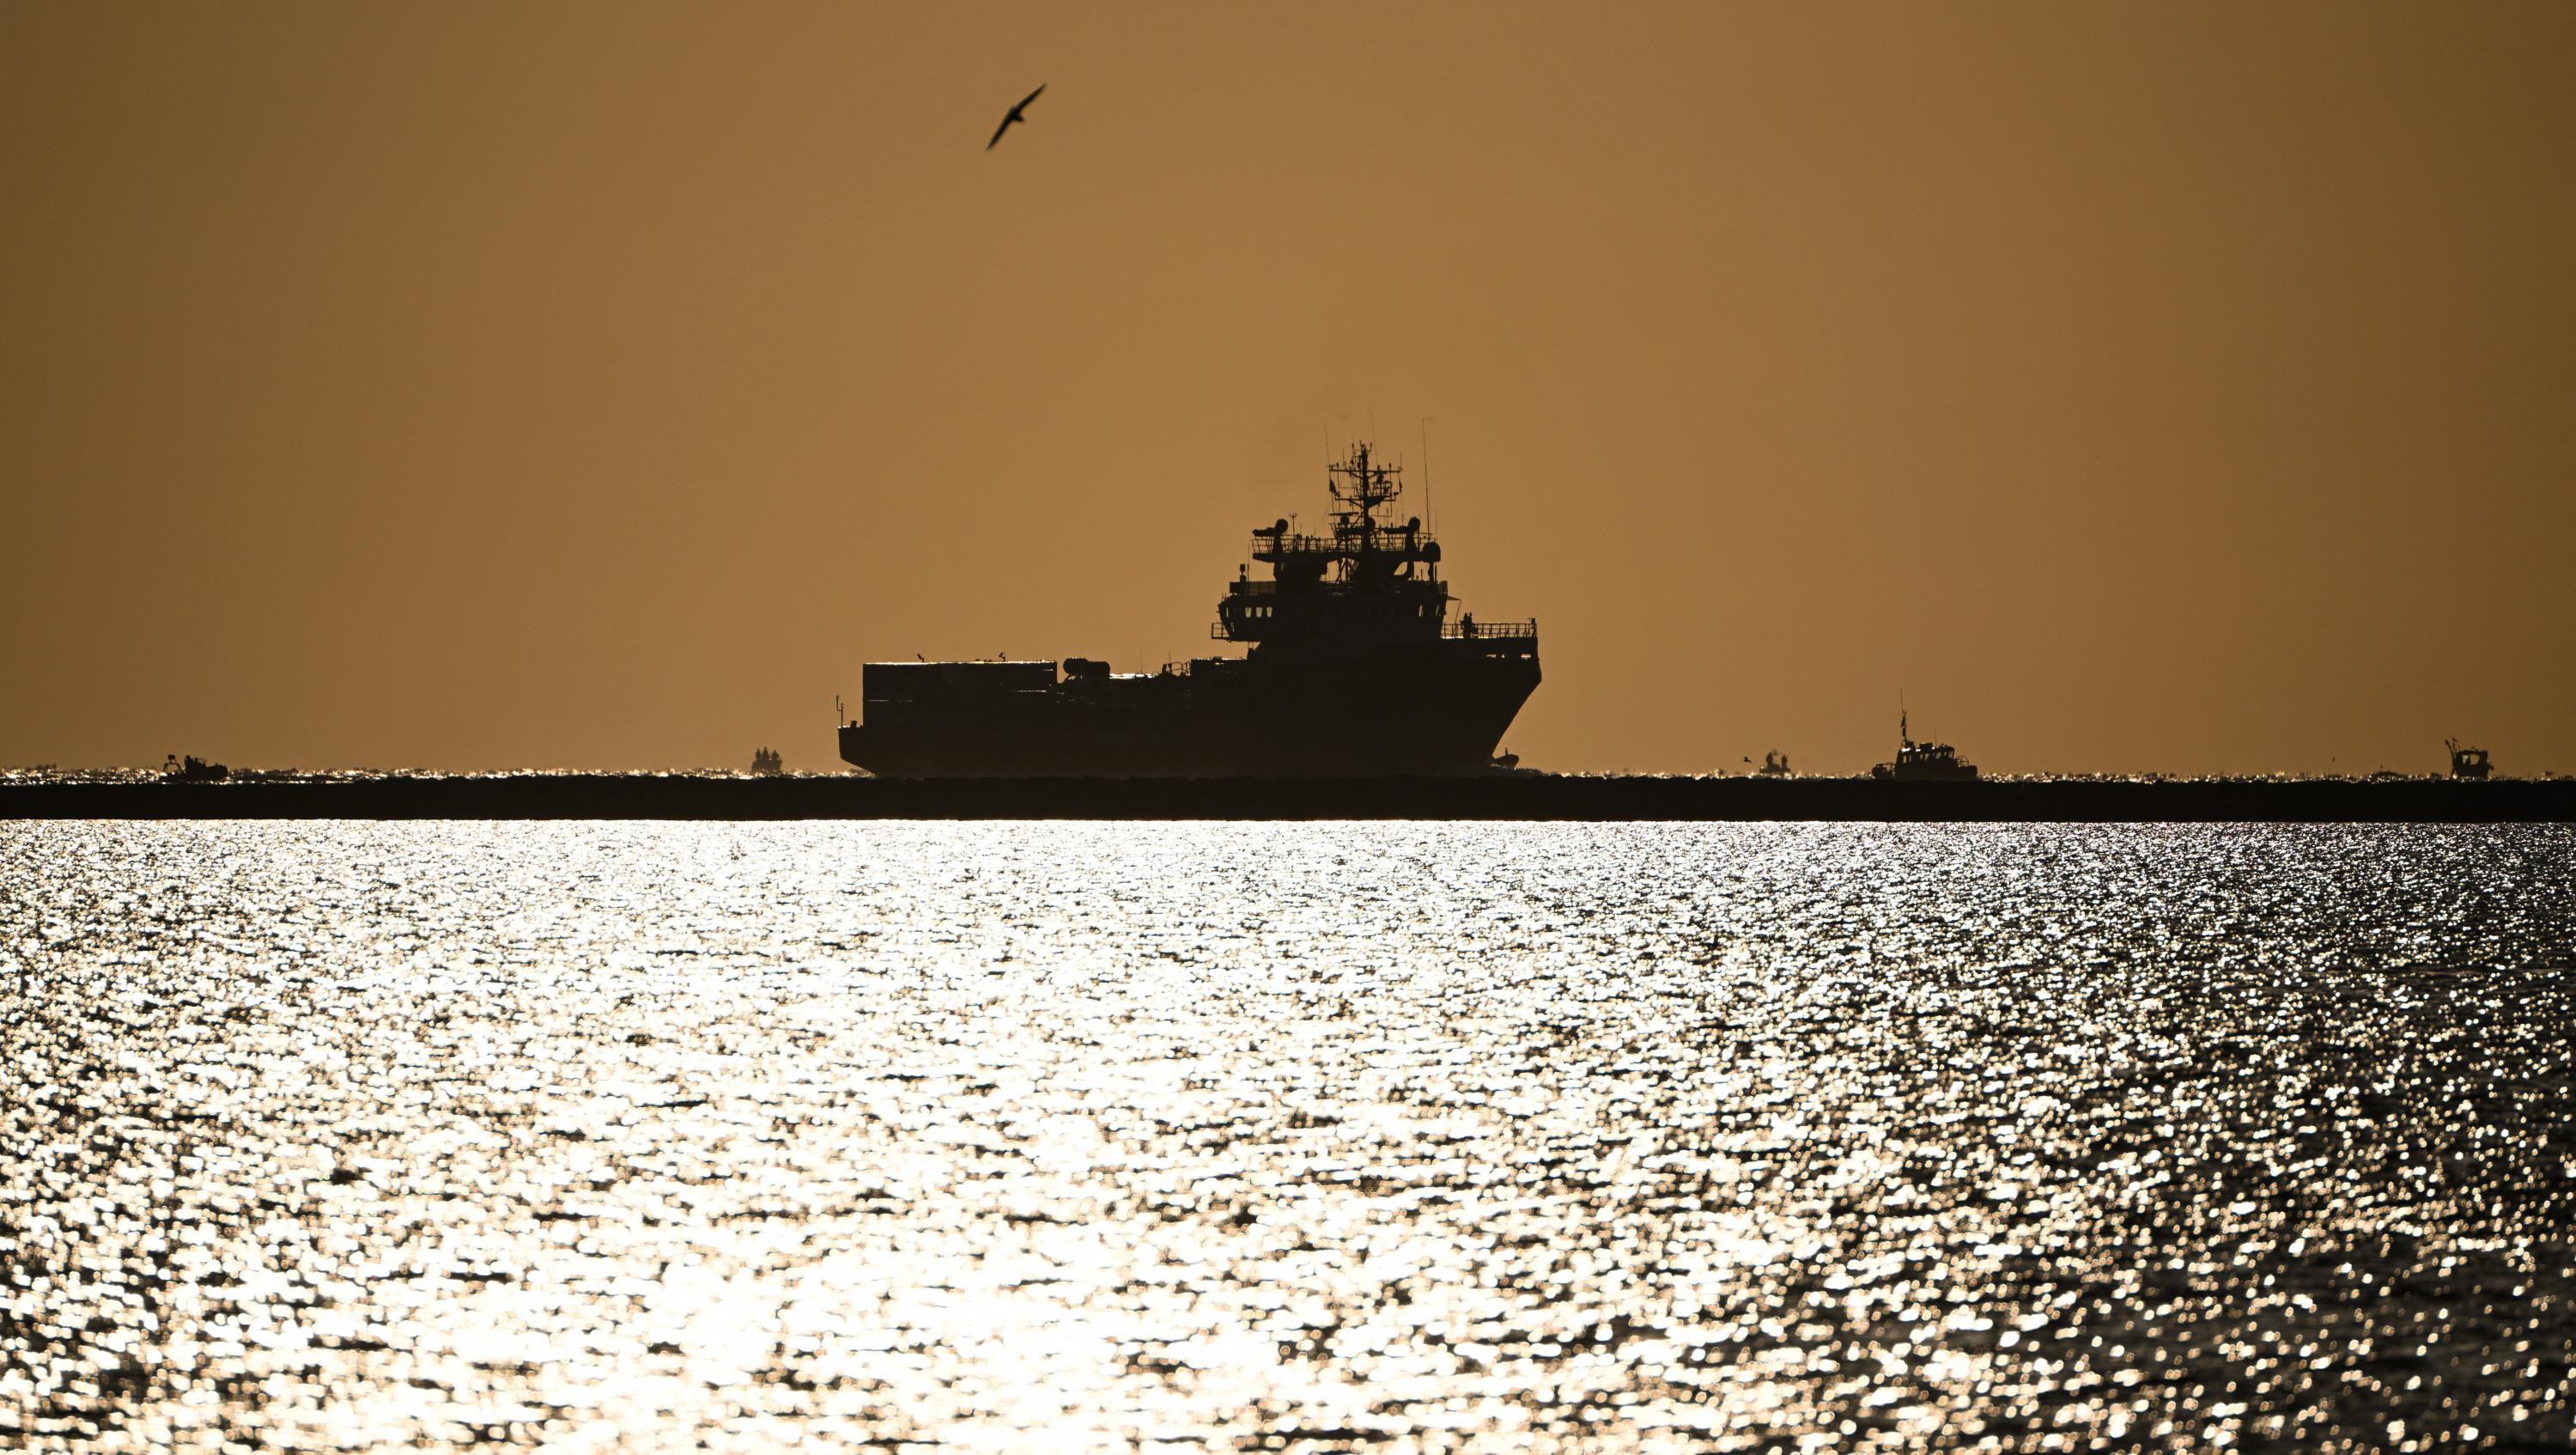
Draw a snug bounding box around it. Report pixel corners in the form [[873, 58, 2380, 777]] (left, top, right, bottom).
[[838, 442, 1540, 776], [2446, 738, 2492, 780], [1870, 709, 1978, 782], [162, 753, 228, 783]]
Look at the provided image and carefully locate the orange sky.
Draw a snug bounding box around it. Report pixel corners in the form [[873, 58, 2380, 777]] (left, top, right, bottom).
[[4, 3, 2570, 776]]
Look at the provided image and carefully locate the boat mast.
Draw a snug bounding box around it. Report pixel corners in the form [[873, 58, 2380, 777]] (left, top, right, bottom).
[[1327, 439, 1402, 581]]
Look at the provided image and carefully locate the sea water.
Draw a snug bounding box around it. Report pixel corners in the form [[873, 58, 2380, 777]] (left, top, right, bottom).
[[3, 821, 2570, 1452]]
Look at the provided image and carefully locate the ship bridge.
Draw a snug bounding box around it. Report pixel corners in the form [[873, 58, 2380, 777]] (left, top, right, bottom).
[[1212, 441, 1535, 659]]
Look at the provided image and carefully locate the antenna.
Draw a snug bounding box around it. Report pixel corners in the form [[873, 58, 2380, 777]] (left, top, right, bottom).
[[1419, 417, 1433, 532]]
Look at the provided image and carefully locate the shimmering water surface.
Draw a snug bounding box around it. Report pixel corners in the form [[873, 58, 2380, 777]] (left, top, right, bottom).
[[4, 822, 2572, 1452]]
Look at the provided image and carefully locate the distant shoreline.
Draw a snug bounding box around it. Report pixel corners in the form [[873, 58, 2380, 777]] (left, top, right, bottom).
[[4, 775, 2569, 823]]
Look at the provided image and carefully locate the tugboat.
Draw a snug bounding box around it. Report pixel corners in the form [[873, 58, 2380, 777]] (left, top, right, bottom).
[[161, 754, 228, 783], [838, 441, 1540, 776], [1870, 709, 1978, 782], [2446, 738, 2493, 780]]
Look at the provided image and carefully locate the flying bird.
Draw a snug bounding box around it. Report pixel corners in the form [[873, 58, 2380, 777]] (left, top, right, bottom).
[[987, 84, 1046, 150]]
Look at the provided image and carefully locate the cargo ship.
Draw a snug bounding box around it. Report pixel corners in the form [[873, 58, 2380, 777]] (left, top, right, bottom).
[[837, 441, 1540, 776]]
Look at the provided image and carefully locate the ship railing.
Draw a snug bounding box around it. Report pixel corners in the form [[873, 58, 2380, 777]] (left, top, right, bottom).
[[1249, 533, 1340, 557], [1229, 580, 1452, 599], [1212, 618, 1505, 642], [1249, 531, 1437, 559]]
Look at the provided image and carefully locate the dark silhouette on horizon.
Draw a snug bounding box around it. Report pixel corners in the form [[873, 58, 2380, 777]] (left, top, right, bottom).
[[986, 84, 1046, 150], [2448, 738, 2493, 780], [836, 441, 1540, 777], [1870, 707, 1979, 782], [19, 773, 2571, 823]]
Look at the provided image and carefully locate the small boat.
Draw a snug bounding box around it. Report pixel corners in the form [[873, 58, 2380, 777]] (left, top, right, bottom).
[[1870, 709, 1978, 782], [162, 754, 228, 783], [2446, 739, 2492, 781]]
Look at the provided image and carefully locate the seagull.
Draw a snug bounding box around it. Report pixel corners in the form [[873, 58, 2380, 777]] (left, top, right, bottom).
[[986, 83, 1046, 150]]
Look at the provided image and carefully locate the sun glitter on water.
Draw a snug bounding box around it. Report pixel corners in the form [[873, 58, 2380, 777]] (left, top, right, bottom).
[[2, 822, 2571, 1452]]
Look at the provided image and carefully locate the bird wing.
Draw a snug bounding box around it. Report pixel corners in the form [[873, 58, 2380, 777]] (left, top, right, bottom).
[[986, 84, 1046, 150]]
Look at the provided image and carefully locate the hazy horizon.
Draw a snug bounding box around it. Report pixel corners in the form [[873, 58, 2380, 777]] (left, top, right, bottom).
[[5, 3, 2571, 777]]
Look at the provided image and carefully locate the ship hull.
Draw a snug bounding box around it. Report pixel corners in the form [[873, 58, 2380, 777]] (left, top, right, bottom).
[[841, 654, 1539, 777]]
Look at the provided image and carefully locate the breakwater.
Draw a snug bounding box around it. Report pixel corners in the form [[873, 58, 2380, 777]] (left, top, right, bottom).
[[4, 774, 2568, 820]]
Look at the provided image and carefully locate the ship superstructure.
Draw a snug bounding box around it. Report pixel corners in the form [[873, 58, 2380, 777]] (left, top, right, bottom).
[[838, 442, 1540, 776]]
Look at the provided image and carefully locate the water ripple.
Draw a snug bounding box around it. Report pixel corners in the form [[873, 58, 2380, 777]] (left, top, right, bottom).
[[2, 822, 2571, 1451]]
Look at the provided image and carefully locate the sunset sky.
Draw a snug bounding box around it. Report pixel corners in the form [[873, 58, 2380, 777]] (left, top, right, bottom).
[[5, 3, 2570, 776]]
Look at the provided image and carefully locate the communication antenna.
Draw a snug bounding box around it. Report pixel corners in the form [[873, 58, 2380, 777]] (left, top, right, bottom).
[[1419, 417, 1434, 532]]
